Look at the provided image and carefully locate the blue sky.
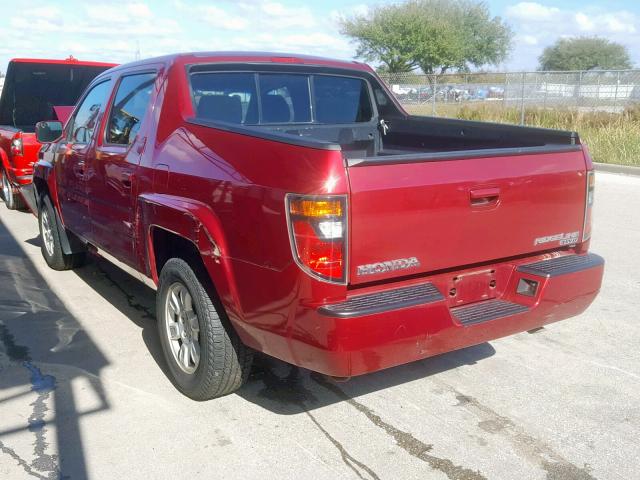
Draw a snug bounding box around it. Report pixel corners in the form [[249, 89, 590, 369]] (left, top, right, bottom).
[[0, 1, 638, 73]]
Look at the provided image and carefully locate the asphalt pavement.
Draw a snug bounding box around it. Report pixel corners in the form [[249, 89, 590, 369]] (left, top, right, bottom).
[[0, 171, 638, 480]]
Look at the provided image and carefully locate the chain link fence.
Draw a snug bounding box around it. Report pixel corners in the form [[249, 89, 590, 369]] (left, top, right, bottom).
[[379, 70, 640, 124]]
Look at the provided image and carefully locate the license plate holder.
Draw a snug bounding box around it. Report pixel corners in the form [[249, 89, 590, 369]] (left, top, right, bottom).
[[450, 269, 497, 306]]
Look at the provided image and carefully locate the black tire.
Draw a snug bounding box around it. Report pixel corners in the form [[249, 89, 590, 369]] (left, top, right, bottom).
[[1, 167, 26, 210], [38, 195, 86, 270], [157, 258, 252, 400]]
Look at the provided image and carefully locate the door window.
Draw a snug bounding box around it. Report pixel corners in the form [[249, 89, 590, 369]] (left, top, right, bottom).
[[68, 80, 112, 144], [106, 72, 156, 145]]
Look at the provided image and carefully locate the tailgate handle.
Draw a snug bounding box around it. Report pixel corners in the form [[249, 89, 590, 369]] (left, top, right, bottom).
[[470, 187, 500, 206]]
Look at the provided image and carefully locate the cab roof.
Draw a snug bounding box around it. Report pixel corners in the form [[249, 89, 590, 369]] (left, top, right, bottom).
[[102, 51, 372, 75]]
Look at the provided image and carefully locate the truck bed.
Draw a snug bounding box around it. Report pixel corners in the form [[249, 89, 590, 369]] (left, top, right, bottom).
[[189, 113, 579, 165]]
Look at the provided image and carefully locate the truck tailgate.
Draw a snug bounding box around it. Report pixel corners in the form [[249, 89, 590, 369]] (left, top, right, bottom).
[[347, 149, 587, 285]]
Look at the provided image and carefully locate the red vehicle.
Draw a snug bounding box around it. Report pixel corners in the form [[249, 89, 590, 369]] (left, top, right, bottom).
[[30, 52, 603, 400], [0, 57, 115, 209]]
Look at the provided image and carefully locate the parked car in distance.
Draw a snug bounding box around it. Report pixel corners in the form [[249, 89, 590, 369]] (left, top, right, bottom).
[[0, 57, 116, 209], [31, 52, 603, 400]]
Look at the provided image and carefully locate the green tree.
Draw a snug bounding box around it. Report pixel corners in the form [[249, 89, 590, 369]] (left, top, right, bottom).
[[538, 37, 632, 71], [339, 0, 513, 74]]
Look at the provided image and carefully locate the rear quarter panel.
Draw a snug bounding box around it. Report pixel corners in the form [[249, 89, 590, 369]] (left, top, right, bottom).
[[138, 62, 350, 355]]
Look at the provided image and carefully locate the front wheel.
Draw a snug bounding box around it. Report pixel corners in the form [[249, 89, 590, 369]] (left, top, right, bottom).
[[1, 168, 25, 210], [157, 258, 252, 400], [39, 196, 86, 270]]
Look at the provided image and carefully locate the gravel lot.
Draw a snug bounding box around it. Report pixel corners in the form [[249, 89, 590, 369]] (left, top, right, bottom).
[[0, 171, 638, 480]]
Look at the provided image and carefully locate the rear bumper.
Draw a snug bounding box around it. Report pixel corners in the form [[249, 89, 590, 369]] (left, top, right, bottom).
[[282, 253, 604, 377]]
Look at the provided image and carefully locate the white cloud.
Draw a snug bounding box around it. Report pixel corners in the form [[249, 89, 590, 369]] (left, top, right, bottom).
[[516, 34, 539, 46], [330, 4, 369, 24], [127, 3, 152, 18], [504, 2, 640, 69], [575, 13, 595, 32], [85, 4, 128, 23], [257, 2, 316, 28], [200, 6, 248, 30], [505, 2, 560, 21], [602, 14, 636, 34], [24, 5, 61, 19], [10, 17, 62, 32], [507, 3, 639, 37]]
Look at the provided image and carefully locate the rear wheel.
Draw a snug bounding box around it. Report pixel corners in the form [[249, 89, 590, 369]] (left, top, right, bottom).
[[1, 168, 25, 210], [157, 258, 252, 400], [38, 195, 86, 270]]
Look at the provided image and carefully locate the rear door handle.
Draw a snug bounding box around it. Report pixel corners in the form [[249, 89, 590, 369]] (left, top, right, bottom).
[[136, 137, 147, 155], [73, 161, 86, 177], [470, 187, 500, 206], [122, 171, 133, 188]]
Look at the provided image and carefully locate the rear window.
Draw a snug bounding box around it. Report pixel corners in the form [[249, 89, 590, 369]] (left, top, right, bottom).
[[259, 74, 311, 123], [190, 71, 373, 125]]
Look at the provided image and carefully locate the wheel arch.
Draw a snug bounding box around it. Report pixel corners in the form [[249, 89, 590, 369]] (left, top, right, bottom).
[[32, 160, 59, 210], [140, 194, 249, 343], [38, 194, 85, 256]]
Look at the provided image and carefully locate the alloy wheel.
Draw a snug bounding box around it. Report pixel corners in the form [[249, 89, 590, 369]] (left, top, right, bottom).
[[41, 209, 55, 257], [164, 282, 201, 374]]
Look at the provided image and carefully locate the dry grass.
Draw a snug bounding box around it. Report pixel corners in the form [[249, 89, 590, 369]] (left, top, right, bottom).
[[405, 103, 640, 166]]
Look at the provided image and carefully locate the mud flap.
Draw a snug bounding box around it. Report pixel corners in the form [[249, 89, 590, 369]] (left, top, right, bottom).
[[19, 184, 38, 215]]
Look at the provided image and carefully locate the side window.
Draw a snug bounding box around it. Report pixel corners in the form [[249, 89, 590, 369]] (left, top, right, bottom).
[[106, 72, 156, 145], [313, 76, 373, 124], [190, 72, 258, 124], [68, 80, 112, 144]]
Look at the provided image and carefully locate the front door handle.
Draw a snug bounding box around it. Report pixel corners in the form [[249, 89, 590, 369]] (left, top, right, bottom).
[[470, 187, 500, 206]]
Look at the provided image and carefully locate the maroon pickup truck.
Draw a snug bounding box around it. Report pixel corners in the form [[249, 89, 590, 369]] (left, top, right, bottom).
[[31, 52, 603, 400], [0, 57, 115, 209]]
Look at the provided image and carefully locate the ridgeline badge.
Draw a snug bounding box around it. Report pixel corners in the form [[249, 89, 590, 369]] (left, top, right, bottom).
[[534, 231, 579, 246], [357, 257, 421, 276]]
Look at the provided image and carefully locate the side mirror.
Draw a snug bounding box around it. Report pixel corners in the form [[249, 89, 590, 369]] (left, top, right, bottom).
[[35, 121, 63, 143]]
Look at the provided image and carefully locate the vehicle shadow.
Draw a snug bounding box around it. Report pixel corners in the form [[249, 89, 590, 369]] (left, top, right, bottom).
[[239, 342, 495, 415], [0, 215, 110, 479], [69, 250, 496, 415], [71, 255, 172, 380]]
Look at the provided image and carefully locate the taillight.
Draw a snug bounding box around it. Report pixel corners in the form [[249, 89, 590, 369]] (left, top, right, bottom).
[[11, 135, 23, 156], [582, 170, 595, 242], [286, 194, 347, 284]]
